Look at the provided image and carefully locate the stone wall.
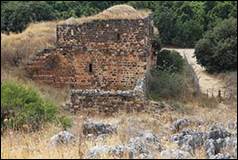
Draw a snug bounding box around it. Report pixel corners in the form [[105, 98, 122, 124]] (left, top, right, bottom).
[[26, 16, 156, 90], [65, 77, 147, 113]]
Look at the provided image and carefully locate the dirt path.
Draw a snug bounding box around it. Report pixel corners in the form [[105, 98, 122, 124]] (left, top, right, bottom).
[[163, 48, 226, 97]]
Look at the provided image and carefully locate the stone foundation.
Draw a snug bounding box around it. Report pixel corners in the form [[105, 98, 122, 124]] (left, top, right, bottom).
[[65, 78, 147, 113]]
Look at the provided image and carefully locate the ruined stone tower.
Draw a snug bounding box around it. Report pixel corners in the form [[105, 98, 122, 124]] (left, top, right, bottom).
[[26, 5, 159, 112]]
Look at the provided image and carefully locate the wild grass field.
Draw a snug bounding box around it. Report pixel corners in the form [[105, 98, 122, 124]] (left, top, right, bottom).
[[1, 100, 237, 159]]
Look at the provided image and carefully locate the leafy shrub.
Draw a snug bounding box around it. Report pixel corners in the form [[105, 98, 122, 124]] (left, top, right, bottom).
[[127, 1, 157, 11], [157, 49, 184, 73], [195, 17, 237, 73], [1, 81, 57, 131], [147, 69, 186, 99], [58, 115, 72, 131]]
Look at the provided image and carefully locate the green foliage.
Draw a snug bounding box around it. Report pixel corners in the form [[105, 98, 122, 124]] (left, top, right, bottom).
[[1, 81, 57, 131], [1, 1, 236, 48], [57, 115, 72, 131], [148, 48, 190, 99], [148, 69, 186, 99], [1, 1, 56, 33], [153, 2, 177, 45], [152, 1, 236, 47], [1, 1, 126, 33], [127, 1, 156, 11], [195, 18, 237, 73], [157, 49, 184, 73]]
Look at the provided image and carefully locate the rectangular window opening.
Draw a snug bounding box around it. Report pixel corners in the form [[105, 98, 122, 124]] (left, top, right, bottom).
[[117, 33, 120, 41], [89, 63, 93, 73]]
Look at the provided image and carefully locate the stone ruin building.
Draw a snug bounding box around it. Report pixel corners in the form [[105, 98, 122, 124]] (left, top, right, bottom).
[[26, 5, 160, 113]]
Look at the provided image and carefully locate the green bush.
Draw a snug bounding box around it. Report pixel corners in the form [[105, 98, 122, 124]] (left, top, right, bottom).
[[157, 49, 184, 73], [148, 69, 186, 99], [1, 81, 57, 131], [58, 115, 72, 131], [195, 17, 237, 73]]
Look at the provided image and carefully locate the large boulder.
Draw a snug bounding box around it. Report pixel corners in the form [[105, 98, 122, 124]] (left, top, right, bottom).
[[171, 124, 235, 156], [170, 118, 190, 132], [49, 131, 75, 146], [109, 145, 128, 158], [171, 129, 207, 153], [83, 120, 117, 136], [85, 145, 128, 159], [86, 145, 110, 159], [204, 135, 237, 159], [207, 125, 231, 140], [204, 139, 217, 158], [127, 130, 162, 159]]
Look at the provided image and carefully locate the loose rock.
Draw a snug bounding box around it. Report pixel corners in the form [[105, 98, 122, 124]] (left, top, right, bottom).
[[86, 145, 110, 159], [83, 120, 117, 136], [207, 125, 231, 140], [170, 118, 190, 132], [171, 129, 207, 153], [49, 131, 75, 146]]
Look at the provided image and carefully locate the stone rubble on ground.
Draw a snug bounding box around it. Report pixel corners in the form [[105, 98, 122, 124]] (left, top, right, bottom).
[[170, 124, 237, 159], [82, 119, 117, 136], [54, 118, 237, 159], [160, 149, 193, 159], [127, 130, 162, 159], [49, 131, 75, 147], [85, 130, 161, 159], [207, 125, 231, 140], [86, 145, 111, 159], [171, 128, 207, 153], [170, 118, 191, 132]]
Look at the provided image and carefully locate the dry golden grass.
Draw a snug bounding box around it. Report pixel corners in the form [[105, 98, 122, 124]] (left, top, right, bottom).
[[1, 100, 237, 159], [1, 69, 69, 107], [1, 21, 57, 69], [1, 20, 70, 108]]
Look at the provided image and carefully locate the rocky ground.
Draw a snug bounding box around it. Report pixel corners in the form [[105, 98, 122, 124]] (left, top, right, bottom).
[[49, 102, 238, 159], [2, 100, 236, 159]]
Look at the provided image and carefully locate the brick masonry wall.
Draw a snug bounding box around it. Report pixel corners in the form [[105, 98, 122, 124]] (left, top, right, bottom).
[[26, 16, 156, 90]]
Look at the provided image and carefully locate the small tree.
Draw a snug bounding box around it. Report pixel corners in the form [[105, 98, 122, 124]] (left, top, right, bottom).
[[157, 49, 184, 73]]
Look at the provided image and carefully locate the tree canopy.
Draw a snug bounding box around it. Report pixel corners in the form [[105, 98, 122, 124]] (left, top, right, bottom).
[[195, 18, 237, 73], [1, 1, 237, 49]]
